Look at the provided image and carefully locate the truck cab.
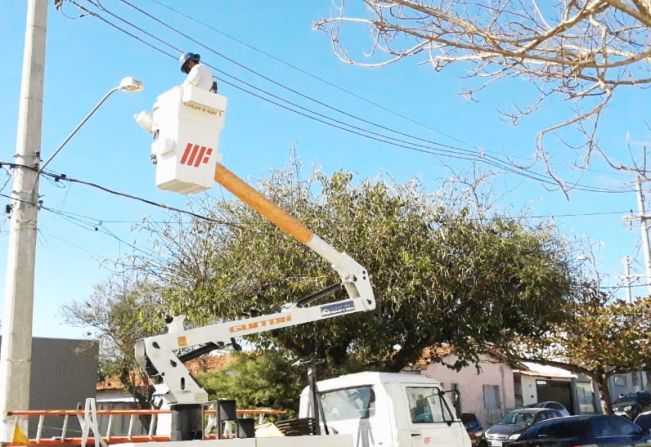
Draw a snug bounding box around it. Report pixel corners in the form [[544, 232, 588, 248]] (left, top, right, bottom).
[[299, 372, 472, 447]]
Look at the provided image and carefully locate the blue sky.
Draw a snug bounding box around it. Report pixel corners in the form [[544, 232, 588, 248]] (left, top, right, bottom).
[[0, 1, 648, 339]]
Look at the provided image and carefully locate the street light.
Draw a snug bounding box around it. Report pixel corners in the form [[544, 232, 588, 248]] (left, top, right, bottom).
[[38, 76, 143, 174], [0, 73, 142, 441]]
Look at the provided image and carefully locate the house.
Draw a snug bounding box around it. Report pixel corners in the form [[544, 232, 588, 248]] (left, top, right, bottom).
[[513, 362, 599, 416], [608, 371, 651, 399], [422, 353, 515, 426], [0, 337, 99, 438], [419, 352, 600, 427]]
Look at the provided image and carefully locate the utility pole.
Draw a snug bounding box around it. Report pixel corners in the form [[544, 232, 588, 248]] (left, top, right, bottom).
[[619, 256, 638, 303], [0, 0, 47, 442], [635, 177, 651, 296]]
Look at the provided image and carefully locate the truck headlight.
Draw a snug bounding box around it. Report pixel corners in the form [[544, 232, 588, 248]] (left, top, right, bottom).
[[624, 405, 633, 411]]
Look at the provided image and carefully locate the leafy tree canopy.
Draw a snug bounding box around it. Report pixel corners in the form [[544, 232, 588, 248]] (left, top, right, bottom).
[[66, 164, 582, 384]]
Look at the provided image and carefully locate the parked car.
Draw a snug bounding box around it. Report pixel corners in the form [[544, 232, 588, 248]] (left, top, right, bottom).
[[634, 411, 651, 432], [614, 392, 651, 420], [525, 400, 571, 416], [478, 408, 563, 447], [510, 414, 651, 446], [462, 413, 484, 446]]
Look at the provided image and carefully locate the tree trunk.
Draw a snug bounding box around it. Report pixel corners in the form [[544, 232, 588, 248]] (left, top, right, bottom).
[[594, 373, 613, 415]]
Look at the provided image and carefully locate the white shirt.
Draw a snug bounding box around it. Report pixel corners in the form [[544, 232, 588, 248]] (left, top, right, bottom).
[[182, 63, 214, 91]]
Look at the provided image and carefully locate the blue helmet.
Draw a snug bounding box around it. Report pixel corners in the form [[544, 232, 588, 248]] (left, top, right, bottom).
[[179, 52, 200, 73]]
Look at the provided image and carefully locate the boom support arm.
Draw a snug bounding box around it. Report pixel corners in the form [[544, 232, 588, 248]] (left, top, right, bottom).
[[135, 163, 375, 405]]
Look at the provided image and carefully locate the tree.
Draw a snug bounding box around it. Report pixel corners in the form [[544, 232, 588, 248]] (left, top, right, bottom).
[[197, 351, 305, 419], [62, 277, 164, 408], [93, 165, 581, 376], [513, 288, 651, 414], [315, 1, 651, 183]]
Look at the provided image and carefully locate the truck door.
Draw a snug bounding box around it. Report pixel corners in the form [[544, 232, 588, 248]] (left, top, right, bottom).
[[319, 385, 390, 447], [404, 386, 470, 447]]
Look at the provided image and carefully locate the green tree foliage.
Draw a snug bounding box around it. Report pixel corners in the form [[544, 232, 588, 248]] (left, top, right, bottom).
[[65, 165, 580, 399], [516, 289, 651, 413], [196, 351, 305, 418]]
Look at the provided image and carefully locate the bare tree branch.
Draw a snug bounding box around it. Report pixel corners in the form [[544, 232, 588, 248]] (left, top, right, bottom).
[[315, 0, 651, 180]]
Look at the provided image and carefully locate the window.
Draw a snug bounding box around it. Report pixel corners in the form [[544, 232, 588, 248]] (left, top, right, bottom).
[[590, 416, 612, 437], [640, 392, 651, 405], [483, 385, 501, 410], [514, 374, 523, 408], [406, 386, 452, 424], [534, 411, 557, 423], [614, 375, 627, 386], [319, 386, 375, 422], [608, 417, 643, 436], [535, 420, 588, 439], [575, 382, 595, 414]]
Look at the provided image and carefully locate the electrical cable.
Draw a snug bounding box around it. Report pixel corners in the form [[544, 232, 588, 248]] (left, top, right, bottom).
[[0, 162, 237, 227], [1, 162, 637, 227], [57, 0, 630, 193], [111, 0, 608, 188], [66, 0, 635, 195], [80, 1, 491, 165], [149, 0, 475, 149], [116, 0, 639, 195], [118, 0, 502, 159], [40, 171, 237, 227], [43, 205, 157, 258]]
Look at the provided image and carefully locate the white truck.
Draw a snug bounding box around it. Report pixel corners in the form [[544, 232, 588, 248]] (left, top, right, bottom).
[[299, 372, 471, 447]]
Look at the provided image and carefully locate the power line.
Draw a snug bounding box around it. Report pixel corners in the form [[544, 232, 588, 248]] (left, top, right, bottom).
[[119, 0, 498, 159], [114, 0, 591, 186], [80, 1, 492, 164], [0, 162, 638, 223], [148, 0, 476, 149], [41, 172, 237, 226], [0, 162, 237, 227], [43, 205, 157, 259], [66, 0, 635, 195]]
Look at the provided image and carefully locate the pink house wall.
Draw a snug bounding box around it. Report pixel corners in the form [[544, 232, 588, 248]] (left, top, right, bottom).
[[422, 354, 515, 427]]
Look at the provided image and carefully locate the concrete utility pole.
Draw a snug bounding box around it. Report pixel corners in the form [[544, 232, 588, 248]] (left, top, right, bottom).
[[619, 256, 638, 303], [0, 0, 48, 442], [635, 177, 651, 297]]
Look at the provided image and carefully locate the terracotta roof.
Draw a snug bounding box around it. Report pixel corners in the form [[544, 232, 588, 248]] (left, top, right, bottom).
[[411, 345, 526, 370], [412, 345, 455, 369], [97, 354, 234, 391]]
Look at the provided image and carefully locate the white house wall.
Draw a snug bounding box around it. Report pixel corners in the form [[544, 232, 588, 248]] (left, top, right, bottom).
[[423, 354, 515, 427]]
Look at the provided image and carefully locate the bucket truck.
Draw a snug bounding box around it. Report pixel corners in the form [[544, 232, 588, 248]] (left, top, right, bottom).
[[132, 85, 470, 447]]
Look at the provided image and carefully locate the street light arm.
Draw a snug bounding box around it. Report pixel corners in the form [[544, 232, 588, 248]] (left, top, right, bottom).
[[38, 86, 120, 174]]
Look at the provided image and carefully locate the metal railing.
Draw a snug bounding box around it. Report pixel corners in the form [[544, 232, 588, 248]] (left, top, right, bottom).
[[7, 399, 286, 447]]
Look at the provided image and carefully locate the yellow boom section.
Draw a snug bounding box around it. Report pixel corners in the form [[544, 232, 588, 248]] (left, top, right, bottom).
[[214, 163, 313, 245]]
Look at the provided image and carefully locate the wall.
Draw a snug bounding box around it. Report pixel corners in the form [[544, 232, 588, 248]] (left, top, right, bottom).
[[423, 355, 515, 427], [608, 372, 650, 399], [0, 337, 99, 438]]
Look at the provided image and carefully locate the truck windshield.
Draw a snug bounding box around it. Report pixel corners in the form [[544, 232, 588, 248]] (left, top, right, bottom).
[[319, 386, 376, 422]]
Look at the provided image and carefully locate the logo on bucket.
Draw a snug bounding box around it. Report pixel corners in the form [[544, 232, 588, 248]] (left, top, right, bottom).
[[179, 143, 213, 167]]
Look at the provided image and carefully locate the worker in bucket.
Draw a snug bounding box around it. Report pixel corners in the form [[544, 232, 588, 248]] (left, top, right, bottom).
[[180, 52, 218, 93]]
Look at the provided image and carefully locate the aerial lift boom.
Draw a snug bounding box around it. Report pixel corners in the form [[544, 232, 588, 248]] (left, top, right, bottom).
[[134, 85, 375, 416]]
